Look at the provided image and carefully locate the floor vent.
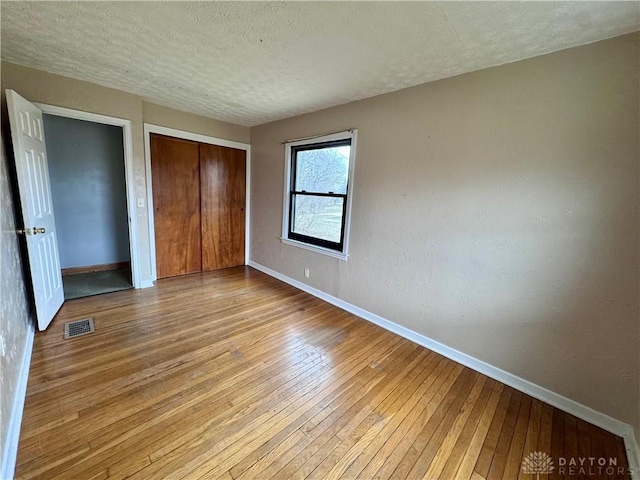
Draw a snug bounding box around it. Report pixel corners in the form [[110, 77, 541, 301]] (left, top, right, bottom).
[[64, 318, 95, 339]]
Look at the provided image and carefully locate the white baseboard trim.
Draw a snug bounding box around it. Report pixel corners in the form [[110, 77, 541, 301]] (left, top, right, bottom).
[[249, 260, 640, 475], [138, 279, 154, 289], [0, 322, 35, 480], [624, 429, 640, 480]]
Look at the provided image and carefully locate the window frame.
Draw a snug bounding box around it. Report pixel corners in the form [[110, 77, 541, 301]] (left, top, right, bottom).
[[281, 130, 357, 261]]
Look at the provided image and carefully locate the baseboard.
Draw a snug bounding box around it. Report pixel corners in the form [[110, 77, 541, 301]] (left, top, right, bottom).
[[61, 261, 131, 276], [624, 428, 640, 480], [138, 279, 155, 289], [0, 322, 35, 480], [248, 260, 640, 471]]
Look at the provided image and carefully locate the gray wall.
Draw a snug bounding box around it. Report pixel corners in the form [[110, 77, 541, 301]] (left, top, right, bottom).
[[43, 115, 130, 269], [250, 33, 640, 434]]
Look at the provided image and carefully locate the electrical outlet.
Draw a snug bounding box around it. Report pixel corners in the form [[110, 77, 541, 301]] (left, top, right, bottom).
[[304, 268, 310, 279]]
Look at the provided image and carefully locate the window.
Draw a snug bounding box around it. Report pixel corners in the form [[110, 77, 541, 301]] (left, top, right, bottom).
[[282, 130, 356, 260]]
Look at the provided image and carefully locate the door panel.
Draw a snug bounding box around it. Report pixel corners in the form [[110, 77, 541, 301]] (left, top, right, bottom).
[[200, 144, 246, 271], [6, 89, 64, 330], [150, 134, 201, 278]]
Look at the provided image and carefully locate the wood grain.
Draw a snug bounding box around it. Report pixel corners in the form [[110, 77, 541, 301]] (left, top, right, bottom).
[[200, 143, 246, 271], [150, 134, 201, 278], [15, 267, 631, 480], [61, 261, 130, 276]]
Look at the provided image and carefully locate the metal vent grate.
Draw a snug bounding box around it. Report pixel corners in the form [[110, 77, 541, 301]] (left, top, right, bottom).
[[64, 318, 95, 339]]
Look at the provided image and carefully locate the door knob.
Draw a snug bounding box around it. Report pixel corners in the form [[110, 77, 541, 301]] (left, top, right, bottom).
[[16, 227, 45, 235]]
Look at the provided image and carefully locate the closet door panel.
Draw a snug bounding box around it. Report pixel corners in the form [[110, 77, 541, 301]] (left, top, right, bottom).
[[151, 134, 202, 278], [200, 144, 246, 271]]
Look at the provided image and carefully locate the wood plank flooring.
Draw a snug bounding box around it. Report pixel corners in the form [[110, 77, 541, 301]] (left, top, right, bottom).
[[15, 267, 631, 479]]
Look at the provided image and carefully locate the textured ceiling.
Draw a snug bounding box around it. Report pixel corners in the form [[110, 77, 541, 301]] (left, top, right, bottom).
[[1, 2, 639, 126]]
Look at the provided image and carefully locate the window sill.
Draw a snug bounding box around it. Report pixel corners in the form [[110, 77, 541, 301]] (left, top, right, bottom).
[[280, 237, 349, 261]]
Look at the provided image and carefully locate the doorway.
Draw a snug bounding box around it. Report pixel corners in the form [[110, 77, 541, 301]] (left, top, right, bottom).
[[42, 114, 133, 299], [36, 103, 143, 290], [6, 90, 143, 330]]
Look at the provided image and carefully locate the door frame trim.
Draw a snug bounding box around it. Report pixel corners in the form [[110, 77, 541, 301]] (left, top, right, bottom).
[[34, 103, 142, 288], [143, 123, 251, 281]]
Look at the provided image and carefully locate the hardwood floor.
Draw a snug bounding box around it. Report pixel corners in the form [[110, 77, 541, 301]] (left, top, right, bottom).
[[16, 267, 631, 479]]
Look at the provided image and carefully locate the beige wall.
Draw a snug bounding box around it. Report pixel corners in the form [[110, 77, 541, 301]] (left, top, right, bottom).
[[250, 33, 640, 432], [1, 62, 250, 286], [142, 101, 249, 144]]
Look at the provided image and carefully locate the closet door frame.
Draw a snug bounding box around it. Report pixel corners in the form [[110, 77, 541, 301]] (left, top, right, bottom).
[[144, 123, 251, 281]]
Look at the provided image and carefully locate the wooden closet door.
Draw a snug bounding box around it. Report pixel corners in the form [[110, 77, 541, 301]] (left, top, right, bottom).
[[200, 144, 246, 271], [150, 134, 201, 278]]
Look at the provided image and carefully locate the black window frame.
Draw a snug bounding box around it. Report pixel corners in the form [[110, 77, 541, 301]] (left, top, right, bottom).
[[287, 138, 351, 252]]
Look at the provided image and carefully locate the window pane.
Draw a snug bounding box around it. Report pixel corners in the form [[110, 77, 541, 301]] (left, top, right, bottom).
[[292, 195, 344, 244], [295, 144, 350, 194]]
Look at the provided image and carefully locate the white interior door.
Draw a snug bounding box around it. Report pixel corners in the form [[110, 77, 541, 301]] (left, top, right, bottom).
[[6, 89, 64, 330]]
